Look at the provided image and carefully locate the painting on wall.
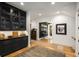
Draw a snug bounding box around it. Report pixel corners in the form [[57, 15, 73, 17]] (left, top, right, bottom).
[[56, 23, 67, 35]]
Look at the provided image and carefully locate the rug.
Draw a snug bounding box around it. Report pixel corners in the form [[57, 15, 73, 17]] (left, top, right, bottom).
[[18, 46, 65, 57]]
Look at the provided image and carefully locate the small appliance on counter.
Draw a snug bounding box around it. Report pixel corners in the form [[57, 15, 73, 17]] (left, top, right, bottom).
[[12, 31, 18, 38], [0, 33, 5, 40]]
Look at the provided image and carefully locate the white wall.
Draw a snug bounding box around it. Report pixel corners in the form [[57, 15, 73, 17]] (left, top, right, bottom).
[[26, 11, 31, 47], [52, 14, 75, 48], [30, 3, 76, 55], [31, 20, 37, 29], [31, 14, 75, 49], [76, 2, 79, 57]]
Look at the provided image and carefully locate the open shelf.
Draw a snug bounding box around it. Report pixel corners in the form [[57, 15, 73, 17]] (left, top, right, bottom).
[[39, 22, 49, 38]]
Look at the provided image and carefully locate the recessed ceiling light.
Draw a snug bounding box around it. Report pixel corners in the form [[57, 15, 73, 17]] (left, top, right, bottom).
[[56, 11, 60, 14], [51, 2, 55, 5], [38, 13, 42, 16], [20, 2, 24, 6]]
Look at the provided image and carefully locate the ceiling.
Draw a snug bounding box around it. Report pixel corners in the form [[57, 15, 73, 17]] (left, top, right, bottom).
[[7, 2, 76, 21]]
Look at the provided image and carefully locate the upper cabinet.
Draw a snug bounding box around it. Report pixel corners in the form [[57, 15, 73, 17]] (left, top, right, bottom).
[[0, 2, 26, 30]]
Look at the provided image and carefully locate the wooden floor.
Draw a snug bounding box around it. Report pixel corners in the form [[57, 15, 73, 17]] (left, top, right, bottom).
[[5, 39, 75, 57], [31, 40, 75, 57]]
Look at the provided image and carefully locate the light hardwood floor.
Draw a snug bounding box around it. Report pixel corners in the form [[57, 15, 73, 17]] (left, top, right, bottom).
[[31, 40, 75, 57], [5, 40, 75, 57]]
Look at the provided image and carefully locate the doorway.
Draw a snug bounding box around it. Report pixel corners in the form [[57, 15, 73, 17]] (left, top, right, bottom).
[[48, 24, 53, 43], [31, 28, 37, 40]]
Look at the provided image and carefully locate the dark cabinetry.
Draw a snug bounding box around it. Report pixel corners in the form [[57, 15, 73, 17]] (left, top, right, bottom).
[[39, 22, 48, 38], [0, 36, 28, 57], [0, 3, 26, 30]]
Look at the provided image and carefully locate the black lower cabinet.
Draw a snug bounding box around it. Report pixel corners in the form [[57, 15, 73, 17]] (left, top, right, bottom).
[[0, 36, 28, 57]]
